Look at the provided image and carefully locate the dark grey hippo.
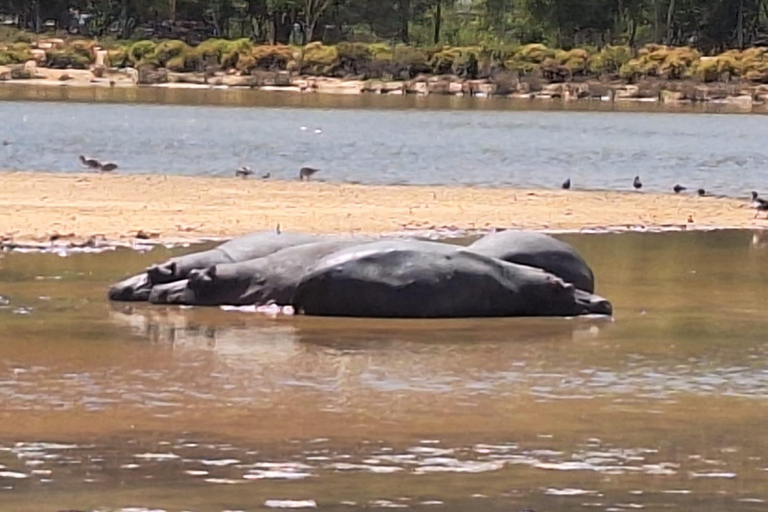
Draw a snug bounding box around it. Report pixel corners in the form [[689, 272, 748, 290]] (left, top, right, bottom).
[[293, 240, 612, 318], [146, 231, 321, 285], [109, 231, 322, 301], [108, 272, 154, 302], [148, 238, 373, 306], [468, 231, 595, 293]]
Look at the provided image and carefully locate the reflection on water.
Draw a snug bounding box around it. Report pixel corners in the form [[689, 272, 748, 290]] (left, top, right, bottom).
[[1, 230, 768, 511], [2, 89, 768, 195]]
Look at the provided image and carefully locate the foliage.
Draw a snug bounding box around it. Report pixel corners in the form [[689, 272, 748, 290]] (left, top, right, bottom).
[[0, 42, 32, 65]]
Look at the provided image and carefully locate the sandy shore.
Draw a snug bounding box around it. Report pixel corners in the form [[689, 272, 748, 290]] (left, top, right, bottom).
[[0, 171, 763, 247]]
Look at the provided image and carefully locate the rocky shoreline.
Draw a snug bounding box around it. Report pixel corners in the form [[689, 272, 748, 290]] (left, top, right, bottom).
[[2, 64, 768, 109]]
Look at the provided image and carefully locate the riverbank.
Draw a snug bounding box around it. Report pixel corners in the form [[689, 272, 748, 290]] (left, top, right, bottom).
[[0, 172, 762, 248], [3, 40, 768, 110]]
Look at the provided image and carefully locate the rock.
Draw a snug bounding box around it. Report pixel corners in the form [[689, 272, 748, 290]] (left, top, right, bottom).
[[0, 66, 11, 81], [614, 85, 639, 99], [138, 66, 168, 85], [660, 90, 686, 104], [448, 81, 464, 94], [314, 79, 364, 95], [275, 71, 292, 86], [30, 49, 46, 62], [427, 80, 450, 95], [166, 72, 206, 84], [221, 75, 255, 87], [405, 80, 428, 95], [94, 50, 107, 67]]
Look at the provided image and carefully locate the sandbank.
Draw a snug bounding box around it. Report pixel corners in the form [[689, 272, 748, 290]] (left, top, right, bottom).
[[0, 171, 763, 248]]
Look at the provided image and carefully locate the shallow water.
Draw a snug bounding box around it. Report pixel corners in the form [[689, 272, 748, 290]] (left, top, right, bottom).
[[1, 230, 768, 511], [1, 89, 768, 195]]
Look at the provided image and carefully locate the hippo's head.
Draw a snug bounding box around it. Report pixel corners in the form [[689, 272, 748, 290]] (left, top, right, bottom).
[[188, 266, 217, 293], [147, 261, 178, 284]]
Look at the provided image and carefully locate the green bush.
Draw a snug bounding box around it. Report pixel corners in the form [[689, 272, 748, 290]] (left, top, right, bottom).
[[300, 42, 338, 75], [429, 46, 480, 78], [46, 48, 91, 69], [335, 42, 371, 75], [588, 45, 631, 76], [0, 42, 32, 65], [154, 40, 190, 68], [128, 40, 157, 66], [107, 45, 129, 68], [221, 38, 252, 69], [620, 45, 699, 80], [247, 45, 294, 72]]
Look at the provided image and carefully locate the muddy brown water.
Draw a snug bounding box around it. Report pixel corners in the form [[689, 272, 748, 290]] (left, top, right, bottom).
[[1, 230, 768, 512]]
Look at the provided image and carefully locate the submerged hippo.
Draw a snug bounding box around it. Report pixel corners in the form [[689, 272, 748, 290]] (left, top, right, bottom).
[[293, 240, 612, 318], [109, 231, 322, 301], [468, 231, 595, 293], [148, 238, 373, 306]]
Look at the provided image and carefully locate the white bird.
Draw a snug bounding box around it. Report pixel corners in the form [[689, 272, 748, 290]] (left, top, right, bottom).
[[314, 129, 322, 134]]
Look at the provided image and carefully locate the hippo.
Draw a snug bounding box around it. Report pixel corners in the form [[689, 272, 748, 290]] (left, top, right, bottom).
[[468, 231, 595, 293], [148, 238, 373, 306], [109, 231, 322, 301], [146, 231, 321, 285], [108, 272, 154, 302], [292, 240, 612, 318]]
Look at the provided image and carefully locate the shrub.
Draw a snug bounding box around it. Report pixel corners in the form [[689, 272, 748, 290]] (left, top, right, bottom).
[[107, 45, 129, 68], [46, 48, 91, 69], [221, 38, 252, 69], [248, 45, 294, 72], [0, 42, 32, 65], [620, 45, 699, 80], [429, 46, 480, 78], [588, 45, 631, 76], [335, 42, 371, 75], [504, 44, 555, 74], [128, 40, 157, 66], [300, 42, 338, 75], [154, 40, 190, 68]]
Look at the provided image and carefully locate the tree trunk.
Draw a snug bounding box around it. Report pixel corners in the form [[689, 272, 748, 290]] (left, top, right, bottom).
[[654, 0, 660, 43], [433, 0, 442, 45], [665, 0, 676, 45], [169, 0, 177, 23], [736, 0, 744, 49], [399, 0, 410, 43], [120, 0, 131, 39]]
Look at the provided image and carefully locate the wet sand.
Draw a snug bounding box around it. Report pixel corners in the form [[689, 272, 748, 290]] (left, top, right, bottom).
[[0, 171, 763, 246]]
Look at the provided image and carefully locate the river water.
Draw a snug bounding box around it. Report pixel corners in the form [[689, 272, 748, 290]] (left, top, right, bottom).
[[1, 230, 768, 511], [1, 85, 768, 195]]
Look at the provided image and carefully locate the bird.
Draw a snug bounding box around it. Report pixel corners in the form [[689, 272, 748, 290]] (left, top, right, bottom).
[[299, 167, 320, 181], [562, 178, 571, 190], [673, 184, 686, 193], [633, 176, 643, 190], [697, 188, 706, 196], [260, 172, 271, 179], [235, 166, 253, 178], [750, 191, 768, 218], [79, 155, 101, 170], [99, 162, 118, 172]]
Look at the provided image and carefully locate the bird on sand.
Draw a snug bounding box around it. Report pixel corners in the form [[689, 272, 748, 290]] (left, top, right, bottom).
[[235, 166, 253, 178], [299, 167, 320, 181], [633, 176, 643, 190], [99, 161, 118, 172], [673, 184, 687, 193], [697, 188, 706, 196], [750, 191, 768, 218], [261, 172, 271, 179], [79, 155, 101, 170], [562, 178, 571, 190]]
